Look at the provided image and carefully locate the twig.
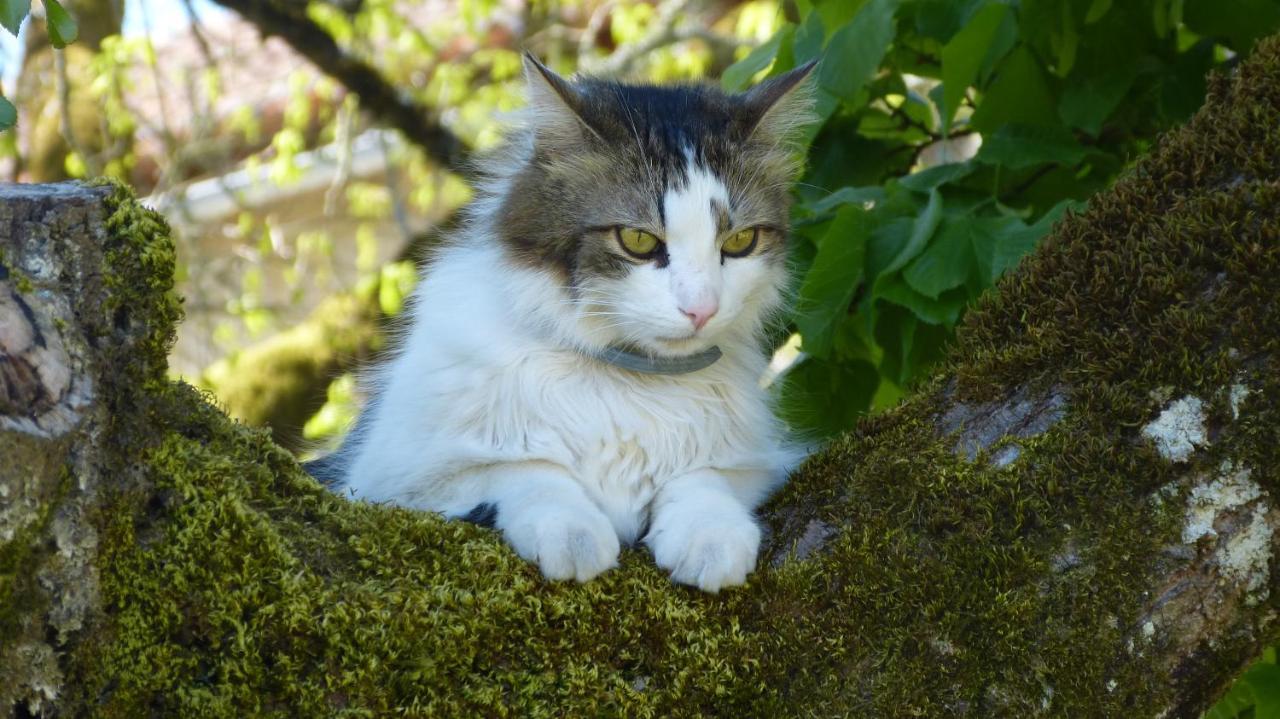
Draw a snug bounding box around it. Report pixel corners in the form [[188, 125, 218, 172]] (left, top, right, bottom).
[[577, 0, 618, 60], [140, 0, 183, 194], [209, 0, 468, 171], [580, 0, 695, 77], [324, 94, 357, 217]]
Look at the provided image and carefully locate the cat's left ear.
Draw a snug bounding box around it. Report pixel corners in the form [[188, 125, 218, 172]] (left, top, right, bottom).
[[739, 61, 819, 142], [521, 52, 601, 143]]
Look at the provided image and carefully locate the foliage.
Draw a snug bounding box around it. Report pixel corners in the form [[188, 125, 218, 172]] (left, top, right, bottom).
[[720, 0, 1280, 437], [1209, 648, 1280, 719], [0, 0, 79, 130]]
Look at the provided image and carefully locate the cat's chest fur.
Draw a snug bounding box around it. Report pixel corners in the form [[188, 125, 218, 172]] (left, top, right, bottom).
[[356, 243, 788, 541], [449, 342, 777, 540]]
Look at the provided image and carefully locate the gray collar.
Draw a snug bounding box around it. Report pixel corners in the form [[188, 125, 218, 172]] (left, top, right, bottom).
[[590, 345, 722, 375]]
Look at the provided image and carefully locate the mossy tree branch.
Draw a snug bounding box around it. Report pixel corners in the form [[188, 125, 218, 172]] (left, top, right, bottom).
[[4, 36, 1280, 719]]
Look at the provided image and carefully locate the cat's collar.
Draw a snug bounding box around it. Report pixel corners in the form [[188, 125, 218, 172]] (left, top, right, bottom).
[[590, 344, 722, 375]]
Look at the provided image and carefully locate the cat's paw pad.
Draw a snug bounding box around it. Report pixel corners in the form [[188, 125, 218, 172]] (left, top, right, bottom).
[[504, 508, 620, 583], [648, 517, 760, 593]]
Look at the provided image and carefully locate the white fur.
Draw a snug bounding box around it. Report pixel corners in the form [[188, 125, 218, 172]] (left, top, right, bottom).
[[340, 159, 800, 592]]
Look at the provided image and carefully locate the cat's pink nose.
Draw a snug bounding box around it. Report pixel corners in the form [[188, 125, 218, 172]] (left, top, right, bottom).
[[681, 302, 718, 331]]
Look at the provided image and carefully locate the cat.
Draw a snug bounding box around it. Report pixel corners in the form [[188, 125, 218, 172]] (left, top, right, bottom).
[[308, 54, 816, 592]]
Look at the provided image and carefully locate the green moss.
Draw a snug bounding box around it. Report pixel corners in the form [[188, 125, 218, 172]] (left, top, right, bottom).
[[90, 177, 183, 391], [44, 38, 1280, 716], [74, 390, 772, 716], [1, 247, 36, 294]]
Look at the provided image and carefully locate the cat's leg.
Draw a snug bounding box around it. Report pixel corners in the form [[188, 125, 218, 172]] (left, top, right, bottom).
[[486, 462, 621, 583], [644, 469, 762, 593]]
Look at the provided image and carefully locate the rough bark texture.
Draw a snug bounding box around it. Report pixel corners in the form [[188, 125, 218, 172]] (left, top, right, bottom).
[[3, 37, 1280, 719]]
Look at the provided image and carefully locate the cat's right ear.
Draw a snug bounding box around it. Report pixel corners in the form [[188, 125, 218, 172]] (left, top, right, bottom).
[[522, 53, 601, 144], [740, 60, 818, 143]]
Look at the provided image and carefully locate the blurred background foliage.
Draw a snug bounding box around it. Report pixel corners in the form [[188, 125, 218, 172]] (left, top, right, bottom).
[[3, 0, 1280, 713]]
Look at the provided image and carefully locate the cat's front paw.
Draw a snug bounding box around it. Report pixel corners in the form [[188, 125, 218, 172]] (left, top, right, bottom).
[[646, 512, 761, 593], [502, 506, 621, 583]]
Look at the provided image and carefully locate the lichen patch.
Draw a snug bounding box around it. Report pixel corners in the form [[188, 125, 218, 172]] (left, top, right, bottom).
[[1230, 384, 1251, 420], [1180, 462, 1274, 605], [1142, 395, 1207, 462], [1221, 509, 1273, 603], [1182, 462, 1262, 544]]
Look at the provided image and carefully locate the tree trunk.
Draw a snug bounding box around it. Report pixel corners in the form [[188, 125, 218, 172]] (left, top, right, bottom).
[[3, 36, 1280, 719], [17, 0, 125, 182]]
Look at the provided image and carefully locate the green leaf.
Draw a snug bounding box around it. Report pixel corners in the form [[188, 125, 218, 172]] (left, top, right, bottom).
[[899, 160, 975, 192], [988, 200, 1076, 280], [378, 261, 418, 316], [873, 303, 952, 386], [0, 0, 29, 35], [793, 204, 871, 358], [778, 356, 878, 437], [818, 0, 898, 102], [976, 123, 1088, 170], [903, 215, 977, 298], [879, 188, 942, 279], [722, 25, 791, 91], [1184, 0, 1280, 53], [814, 0, 865, 35], [1245, 663, 1280, 719], [1052, 0, 1079, 77], [0, 95, 15, 131], [939, 3, 1011, 130], [805, 185, 885, 215], [43, 0, 77, 47], [1058, 63, 1140, 136], [878, 278, 967, 325], [969, 45, 1059, 132], [1084, 0, 1113, 23], [793, 10, 825, 64], [908, 0, 988, 42]]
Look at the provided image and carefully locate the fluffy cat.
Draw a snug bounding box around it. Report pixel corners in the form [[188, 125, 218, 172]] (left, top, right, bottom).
[[309, 55, 815, 592]]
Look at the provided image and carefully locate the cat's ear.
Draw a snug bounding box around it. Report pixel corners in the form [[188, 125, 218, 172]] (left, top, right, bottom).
[[740, 61, 819, 142], [522, 52, 601, 143]]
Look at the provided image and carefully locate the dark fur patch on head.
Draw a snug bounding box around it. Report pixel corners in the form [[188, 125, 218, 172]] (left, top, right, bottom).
[[495, 62, 813, 288]]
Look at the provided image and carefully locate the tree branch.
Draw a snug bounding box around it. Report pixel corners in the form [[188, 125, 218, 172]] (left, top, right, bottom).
[[209, 0, 468, 171], [6, 32, 1280, 719]]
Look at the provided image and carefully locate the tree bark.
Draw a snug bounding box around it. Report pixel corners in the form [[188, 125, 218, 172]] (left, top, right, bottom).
[[3, 36, 1280, 719]]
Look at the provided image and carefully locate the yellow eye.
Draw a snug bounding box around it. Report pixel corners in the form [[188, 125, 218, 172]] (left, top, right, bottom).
[[722, 228, 759, 257], [615, 227, 662, 258]]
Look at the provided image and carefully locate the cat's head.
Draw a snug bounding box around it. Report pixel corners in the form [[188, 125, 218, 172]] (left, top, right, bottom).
[[491, 54, 816, 359]]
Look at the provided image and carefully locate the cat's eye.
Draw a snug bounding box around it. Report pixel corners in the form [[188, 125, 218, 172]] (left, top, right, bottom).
[[615, 227, 663, 259], [721, 228, 759, 258]]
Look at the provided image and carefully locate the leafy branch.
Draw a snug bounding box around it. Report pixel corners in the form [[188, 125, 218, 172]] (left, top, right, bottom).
[[207, 0, 467, 171], [0, 0, 79, 131]]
